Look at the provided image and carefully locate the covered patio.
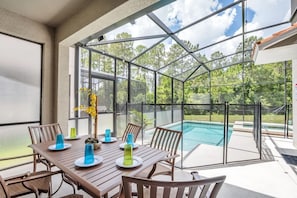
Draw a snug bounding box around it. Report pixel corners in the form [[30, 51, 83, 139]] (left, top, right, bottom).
[[1, 0, 297, 197]]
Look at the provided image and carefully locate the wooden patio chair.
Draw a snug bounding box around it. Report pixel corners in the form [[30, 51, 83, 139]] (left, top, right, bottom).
[[28, 123, 76, 194], [0, 170, 54, 198], [0, 172, 83, 198], [28, 123, 62, 172], [0, 152, 80, 198], [137, 127, 182, 181], [121, 123, 142, 142], [122, 171, 226, 198]]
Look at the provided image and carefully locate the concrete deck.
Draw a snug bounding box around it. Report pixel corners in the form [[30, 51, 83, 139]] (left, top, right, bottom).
[[197, 136, 297, 198], [176, 130, 260, 168]]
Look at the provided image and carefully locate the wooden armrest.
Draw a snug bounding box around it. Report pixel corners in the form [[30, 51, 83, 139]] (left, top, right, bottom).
[[6, 171, 55, 185], [5, 172, 31, 181]]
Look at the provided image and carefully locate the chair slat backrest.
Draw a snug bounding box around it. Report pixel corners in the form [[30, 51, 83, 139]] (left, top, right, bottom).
[[150, 127, 182, 164], [28, 123, 62, 144], [28, 123, 62, 172], [122, 123, 142, 142], [122, 175, 226, 198]]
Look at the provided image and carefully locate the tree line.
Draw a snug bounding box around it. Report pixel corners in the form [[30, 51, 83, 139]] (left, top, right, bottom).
[[80, 33, 292, 111]]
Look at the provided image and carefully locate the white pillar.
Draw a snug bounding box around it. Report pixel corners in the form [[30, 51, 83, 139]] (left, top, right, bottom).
[[293, 59, 297, 148], [57, 44, 70, 134]]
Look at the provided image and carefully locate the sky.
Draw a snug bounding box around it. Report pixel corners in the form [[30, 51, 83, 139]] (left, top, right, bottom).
[[102, 0, 291, 61]]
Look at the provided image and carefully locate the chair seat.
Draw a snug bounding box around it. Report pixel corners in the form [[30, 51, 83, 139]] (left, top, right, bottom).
[[25, 171, 52, 193], [6, 182, 33, 197], [1, 170, 52, 198], [136, 162, 172, 179]]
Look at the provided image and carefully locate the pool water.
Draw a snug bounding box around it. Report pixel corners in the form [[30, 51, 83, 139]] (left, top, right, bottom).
[[168, 122, 233, 151]]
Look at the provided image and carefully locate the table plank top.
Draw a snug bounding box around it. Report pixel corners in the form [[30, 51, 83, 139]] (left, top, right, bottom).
[[29, 135, 168, 197]]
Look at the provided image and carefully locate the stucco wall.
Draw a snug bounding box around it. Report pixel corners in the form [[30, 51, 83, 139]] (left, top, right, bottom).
[[0, 7, 55, 124], [293, 59, 297, 147]]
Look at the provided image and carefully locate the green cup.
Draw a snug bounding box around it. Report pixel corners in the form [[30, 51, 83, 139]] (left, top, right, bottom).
[[123, 144, 133, 165], [70, 128, 76, 138]]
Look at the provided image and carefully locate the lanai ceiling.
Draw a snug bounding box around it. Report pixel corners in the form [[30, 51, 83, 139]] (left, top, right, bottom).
[[0, 0, 93, 27], [82, 0, 292, 82]]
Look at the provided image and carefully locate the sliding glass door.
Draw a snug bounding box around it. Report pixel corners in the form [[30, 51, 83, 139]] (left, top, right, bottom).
[[92, 77, 115, 134]]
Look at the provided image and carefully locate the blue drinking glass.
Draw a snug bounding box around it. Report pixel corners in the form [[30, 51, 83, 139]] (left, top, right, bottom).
[[126, 133, 134, 147], [56, 134, 64, 149], [84, 143, 94, 164], [105, 129, 111, 142]]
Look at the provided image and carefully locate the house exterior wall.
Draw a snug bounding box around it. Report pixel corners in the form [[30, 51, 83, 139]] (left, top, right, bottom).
[[293, 59, 297, 147]]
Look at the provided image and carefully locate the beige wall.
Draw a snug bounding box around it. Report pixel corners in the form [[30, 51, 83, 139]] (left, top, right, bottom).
[[0, 7, 55, 124], [293, 59, 297, 147]]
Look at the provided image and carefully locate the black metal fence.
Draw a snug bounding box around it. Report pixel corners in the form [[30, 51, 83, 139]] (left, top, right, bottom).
[[68, 102, 291, 168], [122, 102, 267, 168]]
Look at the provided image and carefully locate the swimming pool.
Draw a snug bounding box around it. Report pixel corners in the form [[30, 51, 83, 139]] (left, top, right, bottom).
[[168, 121, 233, 151]]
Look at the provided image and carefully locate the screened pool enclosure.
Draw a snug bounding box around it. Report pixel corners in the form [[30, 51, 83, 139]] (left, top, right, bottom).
[[0, 0, 294, 171], [70, 0, 293, 167]]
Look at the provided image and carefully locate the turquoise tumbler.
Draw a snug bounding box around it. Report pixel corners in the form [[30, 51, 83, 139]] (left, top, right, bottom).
[[105, 129, 111, 142], [56, 134, 64, 149], [84, 143, 94, 164]]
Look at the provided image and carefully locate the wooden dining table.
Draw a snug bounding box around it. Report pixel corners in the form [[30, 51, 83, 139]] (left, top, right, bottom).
[[29, 135, 168, 197]]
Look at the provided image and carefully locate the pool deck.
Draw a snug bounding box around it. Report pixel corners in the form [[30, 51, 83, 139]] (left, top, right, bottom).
[[194, 136, 297, 198], [173, 127, 297, 198], [176, 130, 260, 167]]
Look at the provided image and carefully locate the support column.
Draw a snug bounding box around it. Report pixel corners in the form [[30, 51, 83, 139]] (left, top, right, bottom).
[[293, 59, 297, 148], [57, 44, 70, 134]]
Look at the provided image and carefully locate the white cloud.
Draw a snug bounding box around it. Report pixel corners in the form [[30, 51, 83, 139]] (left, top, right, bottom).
[[103, 15, 166, 49], [170, 1, 238, 58], [246, 0, 290, 31], [243, 0, 291, 46], [178, 7, 237, 47], [171, 0, 221, 27], [246, 0, 291, 37], [102, 0, 291, 62], [105, 15, 164, 40]]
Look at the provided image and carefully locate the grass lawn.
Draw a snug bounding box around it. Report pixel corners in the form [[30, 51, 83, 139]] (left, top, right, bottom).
[[0, 147, 32, 170], [184, 114, 288, 124]]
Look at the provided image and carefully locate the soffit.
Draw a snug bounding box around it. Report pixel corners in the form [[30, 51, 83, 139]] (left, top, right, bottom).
[[0, 0, 93, 27]]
